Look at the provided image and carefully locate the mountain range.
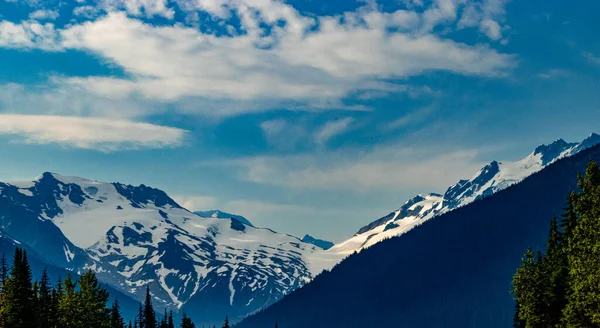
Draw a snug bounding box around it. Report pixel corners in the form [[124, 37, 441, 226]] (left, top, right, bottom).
[[309, 133, 600, 272], [0, 173, 320, 325], [236, 137, 600, 328], [0, 134, 598, 325]]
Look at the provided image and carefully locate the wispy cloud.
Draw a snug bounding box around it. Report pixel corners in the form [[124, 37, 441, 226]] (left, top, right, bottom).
[[29, 10, 59, 20], [0, 114, 188, 151], [583, 52, 600, 65], [537, 69, 570, 80], [387, 107, 435, 129], [314, 118, 355, 146], [227, 144, 488, 192]]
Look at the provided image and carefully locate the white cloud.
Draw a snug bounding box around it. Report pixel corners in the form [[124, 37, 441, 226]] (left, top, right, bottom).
[[583, 52, 600, 65], [387, 106, 434, 129], [0, 0, 515, 117], [0, 114, 188, 151], [0, 20, 61, 50], [29, 10, 60, 21], [537, 69, 570, 80], [479, 18, 501, 40], [73, 6, 101, 19], [57, 10, 512, 113], [228, 144, 488, 191], [97, 0, 175, 18], [260, 119, 308, 150], [457, 0, 510, 41], [314, 118, 355, 145]]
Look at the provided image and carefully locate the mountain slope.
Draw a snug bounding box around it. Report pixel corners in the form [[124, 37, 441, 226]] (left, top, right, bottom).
[[301, 235, 334, 250], [194, 210, 253, 227], [0, 173, 319, 325], [236, 143, 600, 328], [311, 134, 600, 271]]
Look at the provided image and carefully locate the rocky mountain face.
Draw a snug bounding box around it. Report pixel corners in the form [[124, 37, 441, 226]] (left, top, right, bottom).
[[0, 173, 320, 325]]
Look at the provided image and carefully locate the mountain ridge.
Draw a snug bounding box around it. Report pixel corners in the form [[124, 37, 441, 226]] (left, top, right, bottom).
[[308, 133, 600, 271], [236, 138, 600, 328]]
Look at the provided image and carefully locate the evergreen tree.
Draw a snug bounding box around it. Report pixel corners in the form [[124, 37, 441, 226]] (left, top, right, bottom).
[[221, 316, 230, 328], [37, 268, 53, 328], [0, 252, 7, 328], [50, 276, 63, 328], [168, 310, 175, 328], [563, 160, 600, 326], [59, 274, 81, 328], [159, 309, 168, 328], [111, 299, 126, 328], [180, 313, 195, 328], [543, 216, 568, 326], [3, 248, 36, 328], [137, 302, 145, 328], [79, 270, 110, 328], [143, 287, 157, 328]]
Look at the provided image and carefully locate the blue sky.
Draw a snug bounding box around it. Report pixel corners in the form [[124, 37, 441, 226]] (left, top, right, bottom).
[[0, 0, 599, 241]]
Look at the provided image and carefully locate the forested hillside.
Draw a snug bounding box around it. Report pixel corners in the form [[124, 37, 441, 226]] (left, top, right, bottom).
[[236, 144, 600, 328], [513, 160, 600, 327], [0, 248, 231, 328]]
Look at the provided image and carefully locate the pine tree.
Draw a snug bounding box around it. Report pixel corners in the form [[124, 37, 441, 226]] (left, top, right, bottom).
[[3, 248, 36, 328], [563, 160, 600, 326], [543, 216, 568, 326], [79, 270, 110, 328], [180, 313, 195, 328], [221, 316, 230, 328], [111, 299, 126, 328], [143, 287, 157, 328], [159, 309, 168, 328], [512, 248, 550, 326], [50, 276, 63, 328], [168, 310, 175, 328], [59, 274, 81, 328], [137, 302, 145, 328], [37, 268, 53, 328], [0, 252, 7, 327]]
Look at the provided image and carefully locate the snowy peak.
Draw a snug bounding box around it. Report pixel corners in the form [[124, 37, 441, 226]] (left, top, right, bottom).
[[312, 133, 600, 271], [533, 139, 577, 165], [0, 173, 320, 323], [302, 235, 334, 250], [194, 210, 253, 227]]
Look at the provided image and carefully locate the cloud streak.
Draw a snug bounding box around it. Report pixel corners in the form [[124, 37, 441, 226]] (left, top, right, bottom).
[[227, 144, 488, 192], [0, 114, 188, 151]]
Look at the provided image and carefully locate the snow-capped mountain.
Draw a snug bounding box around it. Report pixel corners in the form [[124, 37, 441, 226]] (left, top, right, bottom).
[[309, 133, 600, 271], [301, 235, 334, 250], [0, 173, 319, 324], [194, 210, 253, 227]]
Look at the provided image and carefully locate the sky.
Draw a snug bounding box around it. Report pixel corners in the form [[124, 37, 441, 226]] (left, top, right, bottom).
[[0, 0, 599, 242]]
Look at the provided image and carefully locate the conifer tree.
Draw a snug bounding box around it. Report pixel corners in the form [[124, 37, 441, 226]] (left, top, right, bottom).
[[180, 313, 195, 328], [111, 299, 126, 328], [168, 310, 175, 328], [3, 248, 36, 328], [79, 270, 110, 328], [159, 309, 168, 328], [221, 316, 230, 328], [37, 268, 53, 328], [563, 160, 600, 326], [143, 287, 157, 328], [137, 302, 145, 328], [59, 274, 81, 328]]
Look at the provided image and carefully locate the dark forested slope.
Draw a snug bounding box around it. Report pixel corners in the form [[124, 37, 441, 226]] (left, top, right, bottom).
[[237, 144, 600, 328]]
